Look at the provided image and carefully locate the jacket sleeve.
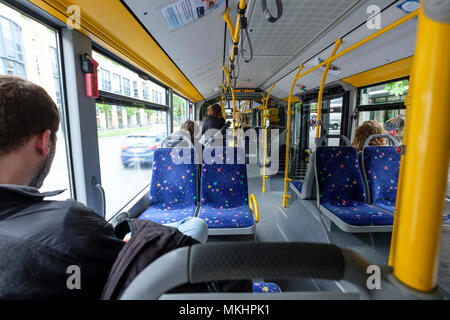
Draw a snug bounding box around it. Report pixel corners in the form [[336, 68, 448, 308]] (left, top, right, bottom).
[[66, 202, 125, 299]]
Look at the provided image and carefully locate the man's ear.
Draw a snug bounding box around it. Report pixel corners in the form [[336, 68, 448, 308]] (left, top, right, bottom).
[[35, 130, 52, 156]]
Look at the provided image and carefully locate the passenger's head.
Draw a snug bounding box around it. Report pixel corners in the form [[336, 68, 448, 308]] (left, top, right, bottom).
[[180, 120, 195, 137], [352, 120, 386, 152], [207, 104, 223, 118], [0, 76, 59, 188]]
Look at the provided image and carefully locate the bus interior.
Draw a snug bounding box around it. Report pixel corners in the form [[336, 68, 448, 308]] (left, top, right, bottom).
[[0, 0, 449, 301]]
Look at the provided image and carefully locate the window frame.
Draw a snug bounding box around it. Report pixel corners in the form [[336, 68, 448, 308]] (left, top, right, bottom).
[[356, 76, 409, 112]]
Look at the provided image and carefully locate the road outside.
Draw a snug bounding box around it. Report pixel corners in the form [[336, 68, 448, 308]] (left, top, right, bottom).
[[41, 130, 158, 220]]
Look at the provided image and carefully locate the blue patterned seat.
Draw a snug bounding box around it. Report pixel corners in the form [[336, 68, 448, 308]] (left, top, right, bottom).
[[316, 147, 394, 228], [198, 148, 255, 231], [138, 148, 198, 224], [362, 146, 401, 214], [291, 181, 303, 194], [253, 282, 281, 293], [444, 215, 450, 226]]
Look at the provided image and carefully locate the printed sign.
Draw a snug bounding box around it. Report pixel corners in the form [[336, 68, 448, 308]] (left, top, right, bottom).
[[161, 0, 224, 30]]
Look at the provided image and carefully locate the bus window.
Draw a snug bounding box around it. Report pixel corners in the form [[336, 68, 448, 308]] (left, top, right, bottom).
[[322, 98, 343, 146], [93, 50, 169, 218], [97, 102, 167, 219], [357, 79, 408, 144], [0, 3, 72, 199], [173, 93, 188, 130]]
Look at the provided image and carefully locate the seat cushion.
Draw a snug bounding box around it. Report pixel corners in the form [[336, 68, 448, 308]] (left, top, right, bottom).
[[138, 203, 197, 224], [372, 200, 396, 214], [253, 282, 281, 293], [198, 204, 254, 229], [322, 200, 394, 226], [291, 181, 303, 194]]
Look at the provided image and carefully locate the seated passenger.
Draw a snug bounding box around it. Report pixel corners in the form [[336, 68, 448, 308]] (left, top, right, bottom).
[[0, 76, 208, 299], [352, 120, 386, 152], [169, 120, 197, 147]]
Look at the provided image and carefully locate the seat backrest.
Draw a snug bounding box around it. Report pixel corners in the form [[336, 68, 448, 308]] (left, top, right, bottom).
[[315, 147, 367, 205], [201, 148, 249, 207], [300, 151, 316, 200], [362, 146, 401, 204], [149, 148, 198, 207]]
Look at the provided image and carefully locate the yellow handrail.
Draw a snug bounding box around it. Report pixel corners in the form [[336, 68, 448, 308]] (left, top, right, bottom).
[[282, 65, 303, 207], [249, 194, 260, 223], [262, 84, 275, 193], [316, 39, 342, 139], [281, 9, 419, 208], [223, 0, 247, 64], [293, 10, 419, 84], [390, 5, 450, 292]]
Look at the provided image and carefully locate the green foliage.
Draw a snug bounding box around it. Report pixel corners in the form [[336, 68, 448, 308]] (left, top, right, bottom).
[[97, 103, 112, 115], [384, 80, 408, 97], [173, 94, 186, 121], [124, 107, 137, 117], [144, 109, 155, 118]]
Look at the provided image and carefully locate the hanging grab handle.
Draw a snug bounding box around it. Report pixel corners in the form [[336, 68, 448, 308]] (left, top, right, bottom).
[[262, 0, 283, 23]]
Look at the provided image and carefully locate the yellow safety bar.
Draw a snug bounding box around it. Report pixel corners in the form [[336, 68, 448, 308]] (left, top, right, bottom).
[[282, 9, 419, 208], [315, 39, 342, 139], [223, 65, 230, 88], [249, 194, 260, 223], [262, 84, 275, 193], [390, 4, 450, 292], [223, 0, 247, 64], [282, 65, 303, 207]]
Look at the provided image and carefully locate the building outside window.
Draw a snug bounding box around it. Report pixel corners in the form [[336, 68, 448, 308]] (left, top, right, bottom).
[[142, 82, 149, 100], [123, 78, 130, 96], [113, 73, 122, 94], [133, 80, 139, 98], [0, 15, 26, 78], [100, 68, 111, 91]]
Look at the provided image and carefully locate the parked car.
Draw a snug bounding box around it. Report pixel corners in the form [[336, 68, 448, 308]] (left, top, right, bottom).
[[121, 133, 165, 168]]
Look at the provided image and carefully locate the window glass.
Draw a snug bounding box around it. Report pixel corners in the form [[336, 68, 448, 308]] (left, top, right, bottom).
[[322, 98, 343, 146], [96, 104, 167, 219], [173, 93, 188, 130], [93, 50, 168, 106], [359, 79, 409, 106], [358, 109, 406, 143], [0, 3, 71, 199]]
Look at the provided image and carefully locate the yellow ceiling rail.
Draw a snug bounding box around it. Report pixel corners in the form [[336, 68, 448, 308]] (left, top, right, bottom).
[[293, 9, 419, 83], [262, 84, 275, 193], [390, 4, 450, 292], [315, 39, 342, 139], [282, 65, 304, 208], [30, 0, 203, 102]]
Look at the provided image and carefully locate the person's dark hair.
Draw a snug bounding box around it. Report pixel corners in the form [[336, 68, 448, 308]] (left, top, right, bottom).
[[208, 104, 223, 118], [180, 120, 195, 137], [0, 76, 60, 156]]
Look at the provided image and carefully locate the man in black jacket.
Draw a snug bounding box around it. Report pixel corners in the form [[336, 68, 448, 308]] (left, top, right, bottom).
[[0, 76, 207, 299]]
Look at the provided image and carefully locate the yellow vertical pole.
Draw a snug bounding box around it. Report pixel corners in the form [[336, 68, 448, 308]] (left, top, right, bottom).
[[389, 59, 416, 267], [282, 65, 303, 207], [391, 4, 450, 292], [315, 39, 342, 139], [262, 84, 275, 193]]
